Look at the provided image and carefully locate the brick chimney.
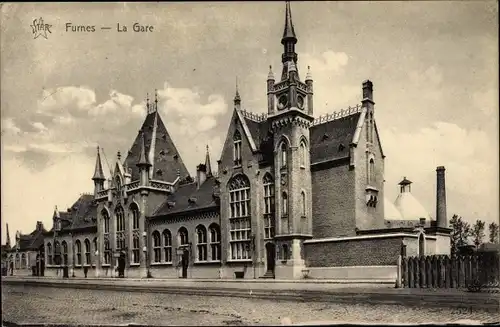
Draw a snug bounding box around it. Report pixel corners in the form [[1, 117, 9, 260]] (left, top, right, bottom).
[[436, 166, 447, 228], [196, 164, 207, 190]]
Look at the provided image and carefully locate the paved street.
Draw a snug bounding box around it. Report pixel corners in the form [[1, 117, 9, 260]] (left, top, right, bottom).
[[2, 284, 499, 326]]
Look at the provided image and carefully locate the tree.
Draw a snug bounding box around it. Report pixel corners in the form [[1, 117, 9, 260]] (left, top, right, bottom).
[[471, 219, 485, 247], [489, 222, 499, 244], [449, 214, 471, 255]]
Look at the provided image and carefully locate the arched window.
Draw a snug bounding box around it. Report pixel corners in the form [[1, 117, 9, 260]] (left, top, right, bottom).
[[209, 224, 221, 261], [54, 241, 61, 265], [115, 206, 125, 250], [132, 234, 140, 264], [104, 239, 111, 265], [282, 192, 288, 216], [196, 225, 208, 262], [263, 173, 275, 239], [84, 239, 91, 265], [152, 231, 161, 263], [47, 243, 53, 265], [233, 130, 242, 166], [299, 141, 306, 167], [75, 240, 82, 266], [301, 191, 306, 217], [369, 158, 375, 184], [369, 114, 374, 143], [178, 227, 189, 246], [130, 203, 140, 230], [229, 174, 251, 260], [280, 143, 287, 168], [162, 230, 172, 263], [62, 241, 68, 266], [21, 253, 26, 268], [93, 237, 98, 254], [115, 175, 122, 190], [102, 210, 110, 234]]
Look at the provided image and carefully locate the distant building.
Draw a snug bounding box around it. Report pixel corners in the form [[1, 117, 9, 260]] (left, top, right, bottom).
[[4, 222, 46, 276], [21, 2, 451, 281]]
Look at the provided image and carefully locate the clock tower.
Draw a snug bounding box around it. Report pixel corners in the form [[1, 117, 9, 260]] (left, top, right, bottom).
[[267, 1, 314, 279]]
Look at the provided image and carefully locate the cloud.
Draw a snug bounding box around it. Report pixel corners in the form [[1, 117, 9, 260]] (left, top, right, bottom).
[[473, 88, 498, 117], [1, 118, 21, 135], [301, 51, 349, 74], [32, 122, 48, 132], [382, 122, 498, 225]]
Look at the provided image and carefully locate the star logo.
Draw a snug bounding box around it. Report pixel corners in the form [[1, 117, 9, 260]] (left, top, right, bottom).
[[30, 17, 52, 39]]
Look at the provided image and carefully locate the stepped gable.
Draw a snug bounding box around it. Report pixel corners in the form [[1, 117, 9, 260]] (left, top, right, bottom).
[[124, 111, 190, 183], [153, 176, 219, 217], [240, 109, 361, 164]]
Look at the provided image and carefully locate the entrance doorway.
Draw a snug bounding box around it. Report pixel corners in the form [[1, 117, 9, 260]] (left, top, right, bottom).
[[181, 249, 189, 278], [265, 243, 276, 273]]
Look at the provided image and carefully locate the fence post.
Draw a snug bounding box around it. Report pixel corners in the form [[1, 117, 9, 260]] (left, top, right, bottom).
[[403, 257, 409, 288], [409, 258, 414, 288], [420, 256, 426, 288], [426, 257, 432, 288], [415, 256, 420, 288]]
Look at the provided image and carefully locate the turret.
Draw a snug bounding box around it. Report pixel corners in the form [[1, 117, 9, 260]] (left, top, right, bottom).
[[92, 146, 106, 197], [267, 65, 275, 115]]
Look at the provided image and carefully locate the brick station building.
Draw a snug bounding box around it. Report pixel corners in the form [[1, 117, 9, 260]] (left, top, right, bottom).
[[35, 2, 452, 281]]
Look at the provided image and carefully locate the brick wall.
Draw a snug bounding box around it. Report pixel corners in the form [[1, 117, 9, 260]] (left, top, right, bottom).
[[311, 163, 356, 238], [304, 236, 403, 267]]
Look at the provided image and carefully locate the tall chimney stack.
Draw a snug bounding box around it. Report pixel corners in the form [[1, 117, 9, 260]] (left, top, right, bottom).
[[436, 166, 447, 228]]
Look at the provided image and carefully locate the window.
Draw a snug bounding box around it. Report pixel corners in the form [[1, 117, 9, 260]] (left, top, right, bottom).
[[75, 240, 82, 266], [229, 174, 251, 260], [179, 227, 189, 246], [115, 176, 122, 190], [21, 253, 26, 268], [84, 239, 91, 265], [299, 141, 306, 167], [369, 114, 374, 143], [233, 130, 242, 166], [369, 158, 375, 185], [282, 192, 288, 216], [282, 244, 289, 261], [131, 204, 140, 230], [196, 225, 208, 262], [209, 224, 221, 261], [281, 143, 287, 168], [47, 243, 53, 265], [104, 239, 111, 265], [152, 231, 161, 263], [93, 237, 98, 254], [132, 235, 140, 264], [263, 173, 275, 239], [115, 206, 125, 251], [162, 230, 172, 263], [102, 210, 110, 234], [54, 241, 61, 265], [62, 241, 68, 265]]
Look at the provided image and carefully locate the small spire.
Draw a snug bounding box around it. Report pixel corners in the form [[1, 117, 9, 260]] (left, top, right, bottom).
[[137, 131, 151, 168], [205, 145, 212, 177], [305, 65, 312, 81], [154, 89, 158, 112], [282, 1, 297, 44], [267, 65, 275, 81], [234, 77, 241, 105], [146, 93, 150, 114], [92, 146, 106, 181]]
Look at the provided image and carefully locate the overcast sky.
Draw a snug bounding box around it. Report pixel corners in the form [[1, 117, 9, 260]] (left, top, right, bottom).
[[1, 2, 498, 243]]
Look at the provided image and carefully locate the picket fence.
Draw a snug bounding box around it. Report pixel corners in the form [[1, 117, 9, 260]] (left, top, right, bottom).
[[399, 252, 499, 290]]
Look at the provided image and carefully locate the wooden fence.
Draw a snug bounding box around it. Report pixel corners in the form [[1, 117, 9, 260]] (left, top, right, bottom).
[[399, 252, 499, 289]]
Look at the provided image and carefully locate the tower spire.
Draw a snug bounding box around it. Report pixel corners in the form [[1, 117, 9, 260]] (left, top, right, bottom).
[[92, 146, 106, 181], [234, 77, 241, 109], [280, 1, 299, 81], [205, 145, 212, 177], [282, 0, 297, 43]]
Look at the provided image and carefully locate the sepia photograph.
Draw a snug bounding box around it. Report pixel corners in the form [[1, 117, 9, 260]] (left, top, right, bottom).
[[1, 1, 499, 326]]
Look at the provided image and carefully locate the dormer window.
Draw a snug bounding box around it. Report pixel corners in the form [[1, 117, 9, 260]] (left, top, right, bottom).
[[233, 130, 242, 166], [322, 133, 329, 141], [188, 197, 197, 204], [338, 143, 345, 152], [156, 169, 163, 176], [173, 154, 179, 160]]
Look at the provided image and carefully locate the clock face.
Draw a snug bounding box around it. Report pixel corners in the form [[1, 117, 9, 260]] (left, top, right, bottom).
[[297, 96, 304, 109], [277, 95, 288, 110]]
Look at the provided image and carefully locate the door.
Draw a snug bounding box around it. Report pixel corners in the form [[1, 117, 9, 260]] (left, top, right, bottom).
[[181, 249, 189, 278], [265, 243, 276, 273]]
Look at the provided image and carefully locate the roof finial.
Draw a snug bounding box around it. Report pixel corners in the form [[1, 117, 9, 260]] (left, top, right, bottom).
[[306, 65, 312, 81], [234, 77, 241, 106], [92, 145, 105, 181], [205, 144, 212, 177], [267, 65, 275, 81]]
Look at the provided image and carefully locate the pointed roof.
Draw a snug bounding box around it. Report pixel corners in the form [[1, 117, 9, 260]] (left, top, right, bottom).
[[92, 146, 106, 181], [124, 111, 190, 183], [205, 145, 212, 177], [282, 1, 297, 43], [399, 177, 412, 185]]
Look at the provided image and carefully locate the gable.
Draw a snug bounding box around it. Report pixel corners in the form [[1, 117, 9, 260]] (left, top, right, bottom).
[[219, 109, 258, 166]]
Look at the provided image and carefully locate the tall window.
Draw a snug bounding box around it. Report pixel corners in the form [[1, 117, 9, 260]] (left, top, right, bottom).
[[54, 241, 61, 265], [196, 225, 208, 262], [132, 235, 140, 264], [280, 143, 287, 168], [152, 231, 161, 263], [162, 230, 172, 263], [229, 174, 251, 260], [179, 227, 189, 246], [62, 241, 68, 265], [104, 239, 111, 265], [47, 243, 53, 265], [75, 240, 82, 266], [93, 237, 98, 254], [115, 206, 125, 250], [282, 192, 288, 216], [299, 141, 306, 167], [21, 253, 26, 268], [263, 173, 275, 239], [369, 114, 374, 143], [131, 204, 140, 230], [369, 158, 375, 184], [209, 224, 221, 261], [84, 239, 91, 265], [301, 191, 306, 217], [233, 130, 242, 166], [102, 210, 110, 234]]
